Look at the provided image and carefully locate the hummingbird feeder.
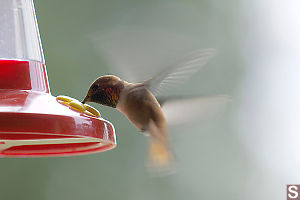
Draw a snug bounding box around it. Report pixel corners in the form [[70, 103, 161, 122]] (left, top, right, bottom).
[[0, 0, 116, 157]]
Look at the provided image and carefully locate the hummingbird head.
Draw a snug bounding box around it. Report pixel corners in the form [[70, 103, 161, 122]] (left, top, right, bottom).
[[82, 75, 124, 108]]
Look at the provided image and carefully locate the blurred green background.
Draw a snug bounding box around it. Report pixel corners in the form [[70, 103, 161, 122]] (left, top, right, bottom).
[[1, 0, 298, 199]]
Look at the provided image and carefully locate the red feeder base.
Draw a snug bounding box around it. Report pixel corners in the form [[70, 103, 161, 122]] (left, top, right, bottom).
[[0, 60, 116, 157]]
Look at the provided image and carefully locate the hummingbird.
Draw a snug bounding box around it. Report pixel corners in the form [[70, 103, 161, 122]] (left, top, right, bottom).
[[82, 49, 216, 171]]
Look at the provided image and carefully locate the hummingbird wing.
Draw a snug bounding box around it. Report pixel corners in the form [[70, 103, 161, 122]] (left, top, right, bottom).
[[144, 48, 215, 96], [157, 95, 231, 126]]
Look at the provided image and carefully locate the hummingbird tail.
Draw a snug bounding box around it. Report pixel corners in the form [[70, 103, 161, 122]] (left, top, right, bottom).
[[147, 139, 174, 174]]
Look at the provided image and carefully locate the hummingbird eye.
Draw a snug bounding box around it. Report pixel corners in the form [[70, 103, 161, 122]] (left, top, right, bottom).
[[91, 84, 99, 91]]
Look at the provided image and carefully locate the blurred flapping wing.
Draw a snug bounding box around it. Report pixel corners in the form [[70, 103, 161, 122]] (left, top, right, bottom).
[[159, 95, 231, 126], [144, 49, 216, 96]]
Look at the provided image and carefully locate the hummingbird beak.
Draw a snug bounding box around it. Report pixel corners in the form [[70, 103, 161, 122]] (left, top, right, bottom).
[[82, 95, 90, 104]]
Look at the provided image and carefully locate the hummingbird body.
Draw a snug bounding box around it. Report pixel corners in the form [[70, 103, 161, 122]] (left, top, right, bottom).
[[83, 75, 173, 169], [117, 82, 165, 132], [117, 82, 172, 168]]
